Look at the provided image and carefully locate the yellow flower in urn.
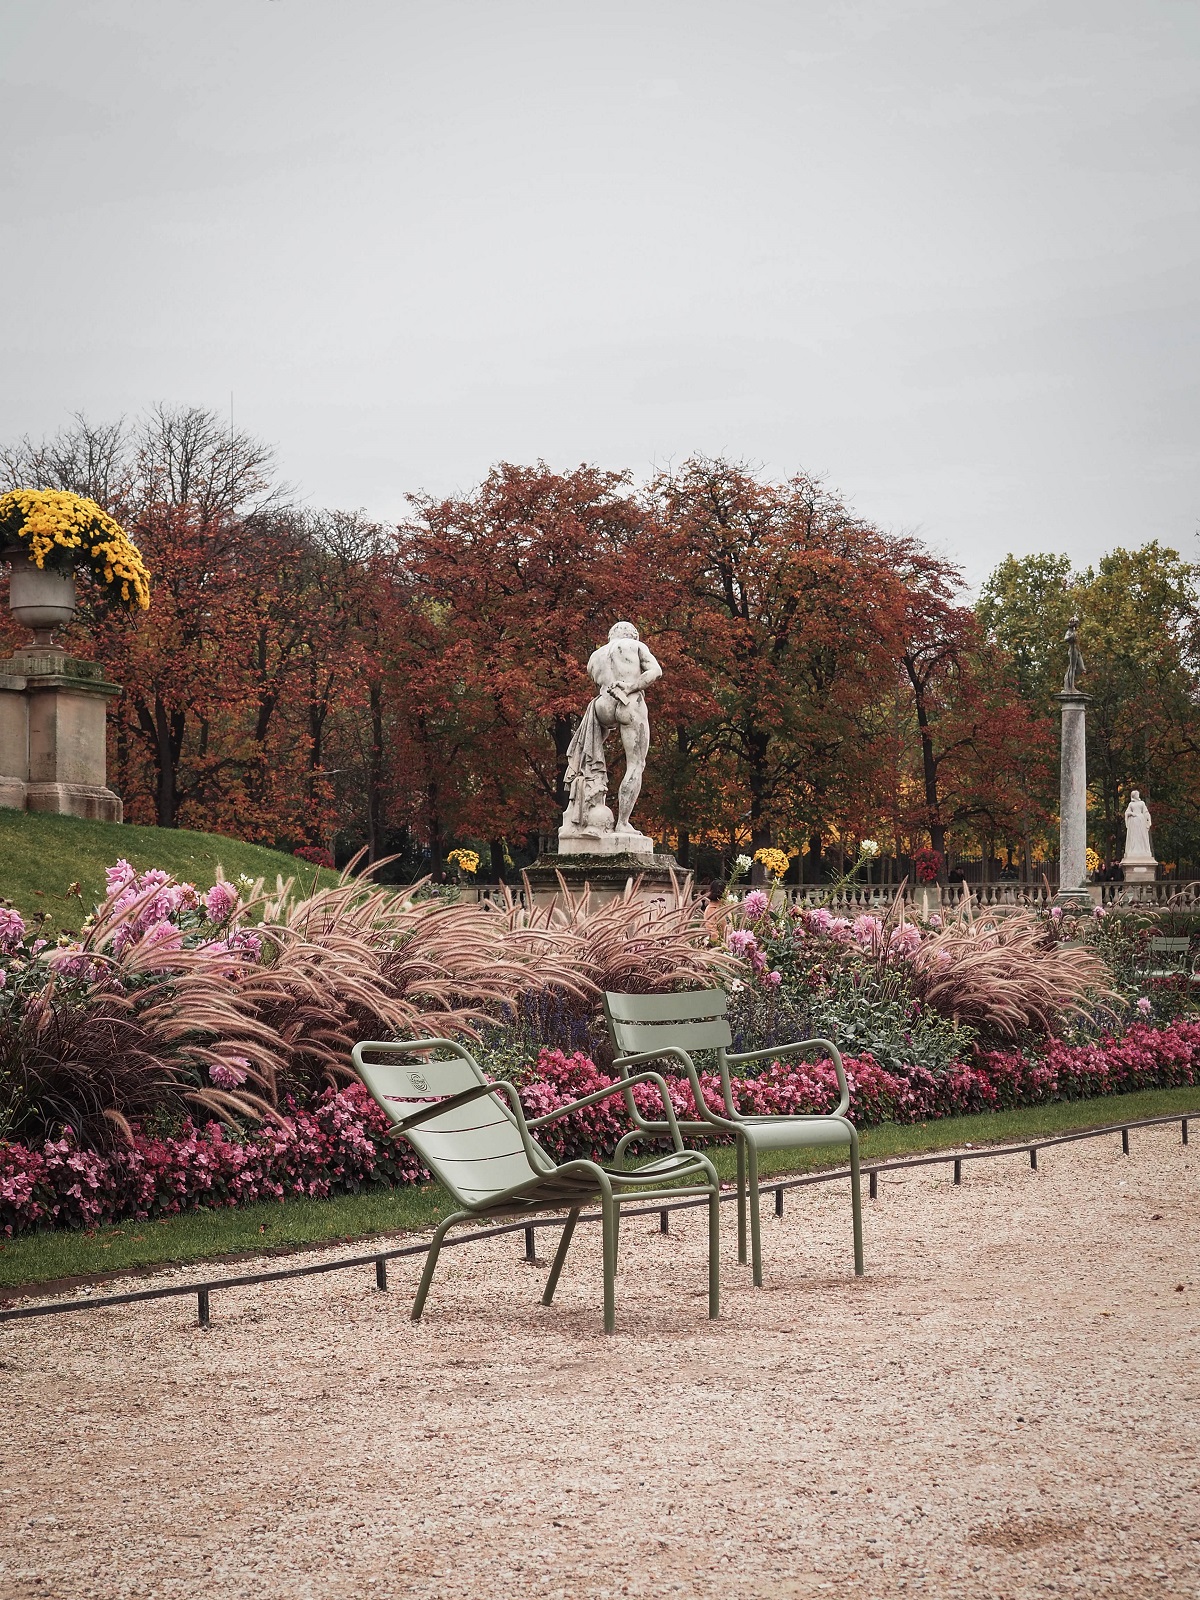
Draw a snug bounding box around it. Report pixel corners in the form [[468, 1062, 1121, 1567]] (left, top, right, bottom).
[[0, 488, 150, 610], [753, 847, 791, 881]]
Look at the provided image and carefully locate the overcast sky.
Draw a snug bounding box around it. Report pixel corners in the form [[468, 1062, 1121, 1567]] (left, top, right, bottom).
[[2, 0, 1197, 587]]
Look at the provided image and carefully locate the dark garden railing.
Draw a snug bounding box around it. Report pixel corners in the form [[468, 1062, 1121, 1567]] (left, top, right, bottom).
[[0, 1111, 1192, 1329]]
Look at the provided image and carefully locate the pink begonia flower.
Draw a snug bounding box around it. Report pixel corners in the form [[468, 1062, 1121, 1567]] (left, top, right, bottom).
[[205, 881, 239, 923], [142, 919, 182, 952], [928, 914, 942, 929], [1093, 905, 1107, 919], [852, 914, 882, 947], [0, 967, 6, 990], [31, 939, 47, 954], [804, 907, 833, 934], [828, 917, 853, 941], [1136, 997, 1152, 1015], [0, 907, 26, 951], [742, 889, 770, 918], [765, 969, 783, 987], [726, 928, 759, 957], [1050, 906, 1063, 922]]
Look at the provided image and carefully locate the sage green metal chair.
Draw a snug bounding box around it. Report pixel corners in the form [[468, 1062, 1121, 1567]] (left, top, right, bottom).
[[352, 1037, 721, 1334], [603, 989, 863, 1287], [1143, 936, 1199, 984]]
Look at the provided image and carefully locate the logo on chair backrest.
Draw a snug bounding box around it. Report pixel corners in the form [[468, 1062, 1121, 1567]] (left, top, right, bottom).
[[408, 1071, 430, 1092]]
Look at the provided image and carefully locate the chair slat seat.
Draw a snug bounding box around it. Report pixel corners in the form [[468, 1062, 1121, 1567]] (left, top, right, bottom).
[[605, 990, 729, 1023]]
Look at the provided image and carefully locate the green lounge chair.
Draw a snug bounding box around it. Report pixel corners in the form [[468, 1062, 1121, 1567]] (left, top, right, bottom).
[[352, 1037, 721, 1334], [603, 989, 863, 1287]]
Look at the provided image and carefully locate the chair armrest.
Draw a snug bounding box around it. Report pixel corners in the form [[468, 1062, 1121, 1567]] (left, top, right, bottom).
[[526, 1071, 686, 1152], [723, 1036, 850, 1119], [612, 1049, 742, 1134]]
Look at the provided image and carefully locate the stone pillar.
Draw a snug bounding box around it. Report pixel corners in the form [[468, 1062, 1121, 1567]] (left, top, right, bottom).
[[1053, 690, 1091, 907], [0, 647, 122, 821]]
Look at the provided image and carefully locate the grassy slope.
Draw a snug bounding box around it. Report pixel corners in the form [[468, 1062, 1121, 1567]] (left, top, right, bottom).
[[3, 1086, 1196, 1291], [0, 808, 342, 925]]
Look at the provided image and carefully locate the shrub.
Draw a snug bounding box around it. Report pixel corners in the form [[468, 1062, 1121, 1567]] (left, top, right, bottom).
[[5, 1022, 1198, 1239]]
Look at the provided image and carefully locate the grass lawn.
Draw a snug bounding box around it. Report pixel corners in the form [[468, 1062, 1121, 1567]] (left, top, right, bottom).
[[3, 1085, 1196, 1293], [0, 808, 343, 926]]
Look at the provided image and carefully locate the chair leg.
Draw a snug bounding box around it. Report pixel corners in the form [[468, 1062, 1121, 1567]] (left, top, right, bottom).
[[411, 1211, 466, 1321], [542, 1209, 580, 1306], [746, 1141, 763, 1288], [736, 1137, 748, 1265], [601, 1192, 617, 1335], [848, 1130, 865, 1277], [708, 1185, 721, 1319]]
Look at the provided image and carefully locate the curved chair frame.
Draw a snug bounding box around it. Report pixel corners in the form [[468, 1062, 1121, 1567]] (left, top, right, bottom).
[[603, 990, 864, 1287], [352, 1038, 721, 1334]]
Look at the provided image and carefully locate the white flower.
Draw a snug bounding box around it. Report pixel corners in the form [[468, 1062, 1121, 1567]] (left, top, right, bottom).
[[860, 839, 880, 858], [735, 854, 752, 872]]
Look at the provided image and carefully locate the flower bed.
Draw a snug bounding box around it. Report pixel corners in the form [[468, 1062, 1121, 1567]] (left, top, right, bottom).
[[1, 1084, 422, 1237], [4, 1022, 1199, 1238]]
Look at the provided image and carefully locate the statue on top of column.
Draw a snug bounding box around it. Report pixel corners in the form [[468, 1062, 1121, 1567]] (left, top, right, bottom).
[[1062, 617, 1085, 694]]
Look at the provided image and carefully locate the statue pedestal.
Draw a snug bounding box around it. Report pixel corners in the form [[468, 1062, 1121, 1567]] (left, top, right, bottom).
[[556, 824, 656, 857], [525, 848, 685, 907], [1121, 859, 1157, 883], [0, 648, 123, 822]]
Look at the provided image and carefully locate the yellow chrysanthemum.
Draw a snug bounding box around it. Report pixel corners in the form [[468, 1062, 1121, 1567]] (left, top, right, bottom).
[[0, 488, 150, 610], [753, 846, 791, 880]]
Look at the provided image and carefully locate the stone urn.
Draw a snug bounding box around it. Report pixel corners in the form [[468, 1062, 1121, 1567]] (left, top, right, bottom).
[[7, 560, 77, 647]]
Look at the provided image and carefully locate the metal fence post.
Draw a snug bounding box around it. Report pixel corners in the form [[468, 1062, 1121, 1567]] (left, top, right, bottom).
[[197, 1288, 210, 1327], [375, 1259, 388, 1291]]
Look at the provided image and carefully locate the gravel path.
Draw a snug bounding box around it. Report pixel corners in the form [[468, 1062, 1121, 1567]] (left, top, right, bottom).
[[1, 1125, 1196, 1600]]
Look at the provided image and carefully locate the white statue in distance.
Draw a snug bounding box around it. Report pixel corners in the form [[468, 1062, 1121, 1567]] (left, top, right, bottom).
[[1121, 789, 1156, 873], [559, 621, 661, 858]]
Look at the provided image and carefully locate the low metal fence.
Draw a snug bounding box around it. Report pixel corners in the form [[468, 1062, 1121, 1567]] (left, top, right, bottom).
[[0, 1111, 1191, 1330]]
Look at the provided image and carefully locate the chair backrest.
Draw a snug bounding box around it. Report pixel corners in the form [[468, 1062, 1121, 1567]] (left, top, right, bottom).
[[353, 1043, 550, 1207], [1148, 936, 1190, 956], [604, 989, 733, 1059]]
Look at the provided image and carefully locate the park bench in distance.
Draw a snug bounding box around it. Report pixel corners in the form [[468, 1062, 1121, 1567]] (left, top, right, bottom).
[[603, 989, 864, 1287], [353, 1038, 721, 1334]]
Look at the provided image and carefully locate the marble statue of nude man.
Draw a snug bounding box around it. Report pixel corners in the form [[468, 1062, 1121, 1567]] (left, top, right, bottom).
[[561, 621, 662, 845]]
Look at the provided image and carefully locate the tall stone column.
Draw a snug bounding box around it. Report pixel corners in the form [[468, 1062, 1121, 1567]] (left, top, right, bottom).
[[1053, 688, 1091, 907]]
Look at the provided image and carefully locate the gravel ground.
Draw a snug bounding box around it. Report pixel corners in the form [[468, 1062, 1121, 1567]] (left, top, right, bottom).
[[1, 1125, 1196, 1600]]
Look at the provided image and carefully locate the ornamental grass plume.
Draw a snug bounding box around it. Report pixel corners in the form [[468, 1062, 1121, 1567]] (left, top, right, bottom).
[[907, 909, 1117, 1042]]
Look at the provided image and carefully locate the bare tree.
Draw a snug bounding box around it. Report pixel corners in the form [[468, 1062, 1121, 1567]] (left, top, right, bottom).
[[0, 413, 133, 510]]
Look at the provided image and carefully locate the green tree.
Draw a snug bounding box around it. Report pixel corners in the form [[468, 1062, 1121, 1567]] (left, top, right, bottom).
[[978, 543, 1200, 871]]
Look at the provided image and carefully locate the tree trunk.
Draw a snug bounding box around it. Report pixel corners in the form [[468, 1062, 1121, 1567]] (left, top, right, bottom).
[[366, 680, 385, 863], [137, 696, 185, 828], [553, 714, 574, 813], [489, 836, 507, 883], [677, 828, 691, 868], [806, 831, 823, 884]]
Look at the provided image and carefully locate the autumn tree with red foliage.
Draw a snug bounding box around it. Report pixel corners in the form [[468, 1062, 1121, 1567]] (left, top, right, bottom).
[[1, 410, 1063, 876]]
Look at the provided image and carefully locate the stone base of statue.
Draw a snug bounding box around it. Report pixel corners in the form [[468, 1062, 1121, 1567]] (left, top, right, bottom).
[[1121, 858, 1157, 883], [525, 841, 685, 907], [556, 821, 657, 857], [0, 648, 123, 822]]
